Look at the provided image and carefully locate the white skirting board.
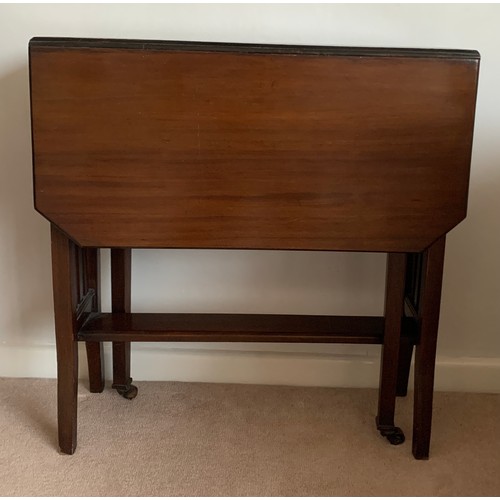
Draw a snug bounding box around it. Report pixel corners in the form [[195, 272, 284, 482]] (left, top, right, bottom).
[[1, 343, 499, 394]]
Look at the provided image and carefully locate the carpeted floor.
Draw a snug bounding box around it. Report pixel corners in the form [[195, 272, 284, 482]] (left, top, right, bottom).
[[0, 378, 499, 496]]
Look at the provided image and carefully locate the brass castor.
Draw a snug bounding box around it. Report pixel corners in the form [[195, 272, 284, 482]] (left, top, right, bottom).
[[114, 383, 138, 400], [379, 426, 405, 445]]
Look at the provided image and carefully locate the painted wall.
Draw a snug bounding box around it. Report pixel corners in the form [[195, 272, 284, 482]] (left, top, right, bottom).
[[0, 4, 499, 392]]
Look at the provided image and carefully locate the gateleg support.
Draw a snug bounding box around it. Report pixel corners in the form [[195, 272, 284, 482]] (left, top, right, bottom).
[[84, 248, 105, 393], [396, 335, 414, 397], [376, 252, 407, 446], [111, 248, 137, 399]]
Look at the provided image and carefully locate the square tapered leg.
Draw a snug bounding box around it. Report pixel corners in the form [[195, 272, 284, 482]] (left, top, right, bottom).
[[376, 253, 407, 445], [111, 248, 137, 399], [412, 236, 446, 459], [51, 225, 79, 454]]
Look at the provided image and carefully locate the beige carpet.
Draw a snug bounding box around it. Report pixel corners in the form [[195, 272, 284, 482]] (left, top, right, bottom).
[[0, 378, 499, 496]]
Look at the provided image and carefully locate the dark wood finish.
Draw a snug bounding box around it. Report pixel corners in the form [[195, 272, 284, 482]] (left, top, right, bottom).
[[79, 312, 418, 344], [85, 341, 104, 394], [75, 289, 95, 324], [28, 37, 478, 58], [396, 336, 414, 398], [111, 249, 133, 391], [412, 236, 446, 460], [30, 39, 479, 252], [377, 253, 407, 439], [84, 248, 104, 393], [50, 224, 78, 454], [395, 255, 422, 397], [30, 38, 479, 458]]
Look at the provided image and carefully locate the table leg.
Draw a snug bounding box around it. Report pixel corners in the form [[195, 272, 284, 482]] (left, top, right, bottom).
[[396, 336, 414, 397], [111, 248, 137, 399], [412, 236, 446, 459], [396, 252, 421, 396], [376, 252, 407, 445], [84, 248, 104, 393], [51, 225, 79, 454]]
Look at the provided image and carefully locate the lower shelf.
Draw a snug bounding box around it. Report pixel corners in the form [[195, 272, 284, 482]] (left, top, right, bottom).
[[78, 313, 417, 344]]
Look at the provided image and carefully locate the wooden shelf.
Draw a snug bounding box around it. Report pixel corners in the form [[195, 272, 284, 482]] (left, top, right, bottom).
[[78, 313, 417, 344]]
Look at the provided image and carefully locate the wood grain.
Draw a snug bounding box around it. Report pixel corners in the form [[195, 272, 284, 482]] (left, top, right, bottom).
[[30, 39, 479, 252]]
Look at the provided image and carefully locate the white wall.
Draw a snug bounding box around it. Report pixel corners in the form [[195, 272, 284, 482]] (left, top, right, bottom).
[[1, 4, 499, 392]]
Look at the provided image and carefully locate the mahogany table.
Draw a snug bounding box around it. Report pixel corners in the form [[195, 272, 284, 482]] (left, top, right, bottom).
[[29, 37, 480, 459]]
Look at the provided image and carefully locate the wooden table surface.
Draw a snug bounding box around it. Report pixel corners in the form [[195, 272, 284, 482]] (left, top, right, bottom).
[[30, 38, 479, 252]]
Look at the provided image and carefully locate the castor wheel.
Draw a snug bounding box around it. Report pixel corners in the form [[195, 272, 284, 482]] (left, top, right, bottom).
[[379, 426, 405, 445], [114, 384, 138, 400]]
